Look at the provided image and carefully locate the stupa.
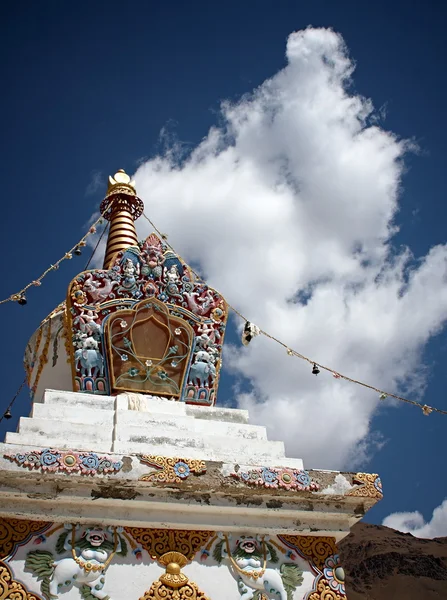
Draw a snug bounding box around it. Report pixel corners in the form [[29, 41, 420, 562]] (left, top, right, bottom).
[[0, 170, 382, 600]]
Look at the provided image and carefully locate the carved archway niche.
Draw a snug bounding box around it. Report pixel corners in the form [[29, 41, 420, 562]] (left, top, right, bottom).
[[105, 298, 194, 397]]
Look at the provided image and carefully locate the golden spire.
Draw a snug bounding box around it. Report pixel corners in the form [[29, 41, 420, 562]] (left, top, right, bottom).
[[100, 169, 144, 269]]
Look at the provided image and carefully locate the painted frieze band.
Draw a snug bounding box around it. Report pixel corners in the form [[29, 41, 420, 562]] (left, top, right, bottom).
[[4, 449, 123, 475], [231, 466, 320, 491]]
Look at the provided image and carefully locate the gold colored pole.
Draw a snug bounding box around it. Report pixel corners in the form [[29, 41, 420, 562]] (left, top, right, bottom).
[[100, 170, 144, 269]]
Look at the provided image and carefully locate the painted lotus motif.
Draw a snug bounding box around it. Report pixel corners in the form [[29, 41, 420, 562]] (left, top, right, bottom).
[[323, 554, 346, 595]]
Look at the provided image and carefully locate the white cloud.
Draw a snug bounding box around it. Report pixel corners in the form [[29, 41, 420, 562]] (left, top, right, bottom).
[[131, 27, 447, 470], [383, 499, 447, 538], [85, 170, 104, 196]]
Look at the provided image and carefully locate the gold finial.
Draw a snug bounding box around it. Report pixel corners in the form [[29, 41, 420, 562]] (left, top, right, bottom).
[[106, 169, 137, 196], [100, 168, 144, 269], [158, 552, 189, 589]]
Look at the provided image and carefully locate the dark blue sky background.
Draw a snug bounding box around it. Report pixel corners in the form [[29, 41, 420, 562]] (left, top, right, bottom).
[[0, 0, 446, 528]]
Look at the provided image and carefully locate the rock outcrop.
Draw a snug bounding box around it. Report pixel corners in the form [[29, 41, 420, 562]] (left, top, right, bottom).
[[339, 522, 447, 599]]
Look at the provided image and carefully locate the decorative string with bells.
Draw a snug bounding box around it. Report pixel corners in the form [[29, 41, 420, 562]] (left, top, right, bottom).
[[141, 210, 446, 418], [241, 322, 261, 346], [0, 213, 108, 306], [0, 206, 444, 420], [0, 377, 27, 423]]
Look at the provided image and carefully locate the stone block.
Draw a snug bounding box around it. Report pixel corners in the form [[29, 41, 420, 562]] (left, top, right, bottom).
[[113, 424, 285, 463], [14, 417, 112, 444], [4, 432, 113, 453], [115, 409, 193, 431], [115, 409, 267, 440], [32, 403, 115, 427], [115, 393, 187, 415], [186, 404, 249, 424], [191, 419, 267, 440], [42, 389, 115, 411]]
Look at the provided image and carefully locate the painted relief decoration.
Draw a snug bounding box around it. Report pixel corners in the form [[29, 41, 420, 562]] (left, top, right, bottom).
[[0, 560, 40, 600], [4, 449, 123, 476], [123, 528, 214, 561], [0, 518, 51, 561], [211, 534, 303, 600], [0, 518, 54, 600], [279, 536, 347, 600], [347, 473, 383, 499], [139, 551, 210, 600], [138, 455, 206, 483], [1, 518, 347, 599], [230, 467, 320, 492], [67, 233, 228, 406], [26, 525, 127, 600]]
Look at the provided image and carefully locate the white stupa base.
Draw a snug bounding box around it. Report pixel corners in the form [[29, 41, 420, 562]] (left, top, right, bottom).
[[5, 389, 304, 468], [0, 389, 382, 540]]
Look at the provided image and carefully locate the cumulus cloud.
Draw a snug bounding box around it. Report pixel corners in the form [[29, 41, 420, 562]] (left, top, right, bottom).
[[383, 499, 447, 538], [131, 27, 447, 469]]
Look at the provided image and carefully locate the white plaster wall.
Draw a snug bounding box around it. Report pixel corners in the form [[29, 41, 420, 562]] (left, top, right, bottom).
[[26, 312, 73, 404]]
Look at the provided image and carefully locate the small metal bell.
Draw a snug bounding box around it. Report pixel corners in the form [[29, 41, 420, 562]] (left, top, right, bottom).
[[17, 294, 27, 306], [3, 408, 12, 419], [312, 363, 320, 375], [74, 247, 82, 256]]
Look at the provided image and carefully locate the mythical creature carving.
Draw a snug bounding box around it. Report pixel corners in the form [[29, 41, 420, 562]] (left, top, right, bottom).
[[197, 321, 221, 345], [183, 290, 218, 317], [74, 341, 104, 378], [213, 534, 303, 600], [188, 350, 216, 387], [82, 274, 118, 303], [25, 525, 127, 600], [141, 237, 165, 279]]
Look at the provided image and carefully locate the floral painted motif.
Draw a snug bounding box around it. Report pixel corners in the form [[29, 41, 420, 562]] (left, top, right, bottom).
[[4, 449, 123, 475], [139, 455, 206, 483], [374, 476, 383, 494], [173, 461, 191, 479], [232, 467, 320, 492], [323, 554, 346, 595]]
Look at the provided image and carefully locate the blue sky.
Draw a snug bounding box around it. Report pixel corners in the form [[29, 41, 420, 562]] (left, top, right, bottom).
[[1, 0, 446, 534]]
